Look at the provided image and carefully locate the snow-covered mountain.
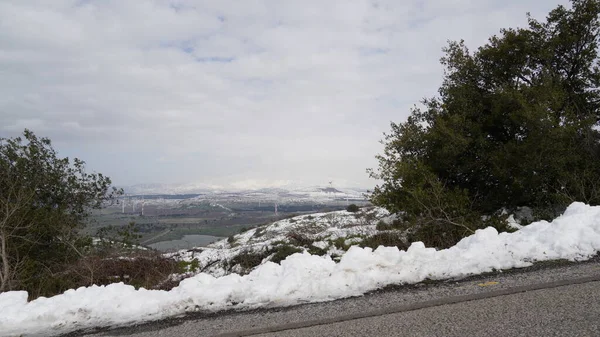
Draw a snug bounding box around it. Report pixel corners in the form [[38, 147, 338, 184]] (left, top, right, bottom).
[[122, 183, 370, 204], [123, 183, 223, 195]]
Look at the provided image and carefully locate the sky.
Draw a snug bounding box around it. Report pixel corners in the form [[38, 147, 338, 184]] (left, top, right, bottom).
[[0, 0, 570, 189]]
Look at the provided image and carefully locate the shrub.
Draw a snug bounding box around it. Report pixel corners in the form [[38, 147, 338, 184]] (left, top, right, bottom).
[[307, 245, 328, 256], [253, 227, 265, 238], [403, 214, 515, 249], [30, 251, 180, 299], [176, 258, 200, 274], [376, 219, 406, 231], [329, 237, 351, 251], [230, 250, 270, 270], [359, 232, 409, 251], [346, 204, 360, 212], [376, 221, 393, 231], [287, 231, 314, 247], [94, 254, 179, 290], [270, 245, 303, 264]]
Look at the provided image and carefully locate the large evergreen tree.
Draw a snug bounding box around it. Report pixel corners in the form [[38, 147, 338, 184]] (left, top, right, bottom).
[[0, 130, 121, 294], [370, 0, 600, 247]]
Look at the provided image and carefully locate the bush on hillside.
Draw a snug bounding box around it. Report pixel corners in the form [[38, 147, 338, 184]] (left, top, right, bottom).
[[229, 250, 270, 272], [287, 231, 314, 247], [359, 232, 409, 251], [346, 204, 360, 212], [369, 0, 600, 248], [270, 245, 303, 264], [30, 251, 181, 299]]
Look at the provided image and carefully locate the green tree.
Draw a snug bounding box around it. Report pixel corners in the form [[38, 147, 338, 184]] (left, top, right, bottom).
[[370, 0, 600, 247], [0, 130, 121, 294]]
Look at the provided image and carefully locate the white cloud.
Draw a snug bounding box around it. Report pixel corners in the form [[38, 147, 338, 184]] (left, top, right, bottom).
[[0, 0, 569, 187]]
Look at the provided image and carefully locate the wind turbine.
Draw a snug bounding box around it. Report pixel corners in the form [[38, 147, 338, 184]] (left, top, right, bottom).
[[274, 190, 279, 216], [329, 181, 337, 200]]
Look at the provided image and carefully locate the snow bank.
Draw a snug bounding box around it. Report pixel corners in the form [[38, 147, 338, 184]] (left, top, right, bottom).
[[1, 202, 600, 337]]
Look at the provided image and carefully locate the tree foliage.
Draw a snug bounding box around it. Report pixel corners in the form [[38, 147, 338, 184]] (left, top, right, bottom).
[[0, 130, 121, 294], [370, 0, 600, 247]]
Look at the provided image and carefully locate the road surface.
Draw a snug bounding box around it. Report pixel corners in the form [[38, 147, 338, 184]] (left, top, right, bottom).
[[81, 257, 600, 337]]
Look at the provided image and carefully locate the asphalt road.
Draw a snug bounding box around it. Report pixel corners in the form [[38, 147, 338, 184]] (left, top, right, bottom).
[[255, 280, 600, 337], [82, 258, 600, 337]]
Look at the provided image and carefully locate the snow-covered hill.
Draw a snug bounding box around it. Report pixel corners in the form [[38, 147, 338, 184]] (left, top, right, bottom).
[[169, 206, 393, 277]]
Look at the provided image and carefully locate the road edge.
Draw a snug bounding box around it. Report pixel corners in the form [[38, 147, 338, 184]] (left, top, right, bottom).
[[215, 274, 600, 337]]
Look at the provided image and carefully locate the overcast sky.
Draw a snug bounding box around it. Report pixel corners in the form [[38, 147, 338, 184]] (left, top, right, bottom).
[[0, 0, 569, 189]]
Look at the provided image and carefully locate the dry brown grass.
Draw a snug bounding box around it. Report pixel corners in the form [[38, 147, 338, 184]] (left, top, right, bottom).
[[28, 250, 182, 300]]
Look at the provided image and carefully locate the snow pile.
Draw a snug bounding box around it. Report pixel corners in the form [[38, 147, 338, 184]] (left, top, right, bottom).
[[1, 202, 600, 336]]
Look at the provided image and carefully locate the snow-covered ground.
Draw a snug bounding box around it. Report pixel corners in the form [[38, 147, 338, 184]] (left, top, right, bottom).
[[170, 207, 391, 277], [1, 202, 600, 336]]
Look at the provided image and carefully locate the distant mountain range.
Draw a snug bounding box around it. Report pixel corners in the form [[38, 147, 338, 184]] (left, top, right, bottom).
[[123, 182, 369, 195], [120, 183, 370, 204]]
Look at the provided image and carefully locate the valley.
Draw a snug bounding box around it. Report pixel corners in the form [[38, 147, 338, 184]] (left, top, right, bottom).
[[86, 186, 371, 251]]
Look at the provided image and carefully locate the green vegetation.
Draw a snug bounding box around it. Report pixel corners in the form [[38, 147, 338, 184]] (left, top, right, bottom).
[[228, 243, 304, 273], [287, 231, 314, 247], [177, 258, 200, 274], [307, 245, 328, 256], [96, 222, 142, 250], [370, 0, 600, 248], [375, 220, 403, 231], [346, 204, 360, 212], [38, 252, 183, 296], [329, 237, 351, 251], [0, 130, 122, 296], [229, 250, 270, 271], [253, 227, 266, 238], [359, 232, 409, 251], [0, 130, 184, 299], [269, 245, 303, 264]]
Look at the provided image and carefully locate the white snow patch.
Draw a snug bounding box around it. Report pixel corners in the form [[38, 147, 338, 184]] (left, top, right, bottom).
[[506, 214, 524, 230], [1, 202, 600, 336], [311, 241, 329, 250]]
